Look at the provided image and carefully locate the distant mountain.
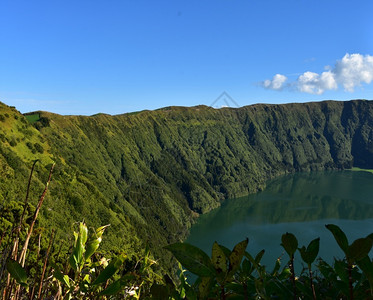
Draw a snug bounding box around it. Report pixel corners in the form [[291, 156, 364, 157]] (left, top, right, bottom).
[[1, 99, 373, 270]]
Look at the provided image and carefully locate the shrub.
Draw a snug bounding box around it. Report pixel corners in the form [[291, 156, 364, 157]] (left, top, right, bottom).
[[9, 138, 17, 147], [34, 143, 44, 154], [164, 225, 373, 300]]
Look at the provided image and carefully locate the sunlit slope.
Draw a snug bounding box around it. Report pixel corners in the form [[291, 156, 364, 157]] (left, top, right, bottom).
[[1, 99, 373, 266], [0, 103, 143, 258], [0, 104, 53, 204]]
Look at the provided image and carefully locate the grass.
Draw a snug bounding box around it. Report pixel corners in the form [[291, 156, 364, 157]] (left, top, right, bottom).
[[348, 167, 373, 174], [24, 113, 40, 123]]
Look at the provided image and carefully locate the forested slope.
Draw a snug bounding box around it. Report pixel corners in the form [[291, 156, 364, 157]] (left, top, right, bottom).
[[1, 99, 373, 269]]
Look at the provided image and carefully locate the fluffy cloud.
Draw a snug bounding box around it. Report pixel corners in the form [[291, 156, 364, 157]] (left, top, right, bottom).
[[262, 74, 288, 90], [297, 71, 337, 94], [334, 53, 373, 92], [263, 53, 373, 94]]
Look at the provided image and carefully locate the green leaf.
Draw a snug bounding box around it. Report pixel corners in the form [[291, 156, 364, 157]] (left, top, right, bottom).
[[306, 237, 320, 263], [84, 240, 100, 261], [52, 264, 70, 288], [228, 238, 249, 275], [299, 238, 320, 266], [225, 282, 245, 295], [278, 267, 291, 280], [325, 224, 349, 254], [271, 258, 281, 276], [317, 259, 335, 280], [334, 259, 348, 283], [356, 256, 373, 291], [79, 222, 88, 245], [241, 259, 252, 275], [198, 277, 213, 300], [63, 275, 71, 288], [164, 243, 215, 277], [244, 251, 259, 270], [69, 224, 86, 271], [100, 279, 123, 296], [211, 242, 227, 274], [92, 253, 126, 285], [218, 244, 232, 258], [6, 259, 27, 286], [85, 225, 109, 262], [348, 237, 373, 262], [68, 252, 79, 271], [281, 232, 298, 256], [255, 249, 265, 264], [95, 224, 110, 236]]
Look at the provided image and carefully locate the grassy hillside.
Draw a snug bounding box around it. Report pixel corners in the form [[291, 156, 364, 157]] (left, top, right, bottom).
[[1, 99, 373, 271]]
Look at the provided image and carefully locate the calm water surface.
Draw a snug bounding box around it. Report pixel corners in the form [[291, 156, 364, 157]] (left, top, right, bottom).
[[187, 170, 373, 269]]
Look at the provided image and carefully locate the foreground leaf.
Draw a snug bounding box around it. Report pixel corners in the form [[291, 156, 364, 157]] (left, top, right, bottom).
[[6, 259, 27, 286], [198, 277, 213, 300], [92, 253, 126, 285], [219, 244, 232, 259], [69, 224, 86, 271], [326, 224, 349, 254], [281, 233, 298, 256], [348, 237, 373, 262], [52, 264, 70, 288], [299, 237, 320, 266], [211, 242, 227, 275], [255, 249, 265, 264], [164, 243, 215, 277], [100, 279, 122, 295], [356, 256, 373, 292], [228, 238, 249, 275], [84, 225, 109, 261]]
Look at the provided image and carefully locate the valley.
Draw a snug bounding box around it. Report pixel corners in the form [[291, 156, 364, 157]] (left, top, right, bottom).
[[1, 99, 373, 272]]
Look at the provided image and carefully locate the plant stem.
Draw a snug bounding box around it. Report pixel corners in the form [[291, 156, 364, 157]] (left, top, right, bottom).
[[13, 160, 39, 261], [18, 160, 39, 232], [308, 266, 316, 300], [243, 281, 248, 300], [18, 163, 55, 267], [38, 229, 55, 299], [220, 284, 226, 300], [290, 255, 297, 300], [348, 263, 354, 300]]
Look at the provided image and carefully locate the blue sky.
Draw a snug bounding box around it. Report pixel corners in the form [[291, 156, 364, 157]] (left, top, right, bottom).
[[1, 0, 373, 115]]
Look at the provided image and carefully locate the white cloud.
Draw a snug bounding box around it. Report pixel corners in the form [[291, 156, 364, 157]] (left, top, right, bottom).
[[334, 53, 373, 92], [297, 71, 337, 94], [263, 53, 373, 94], [262, 74, 287, 90]]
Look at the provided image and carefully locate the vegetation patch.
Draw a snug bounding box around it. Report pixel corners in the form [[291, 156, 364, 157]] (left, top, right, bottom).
[[349, 167, 373, 174], [2, 99, 373, 289], [24, 113, 40, 124]]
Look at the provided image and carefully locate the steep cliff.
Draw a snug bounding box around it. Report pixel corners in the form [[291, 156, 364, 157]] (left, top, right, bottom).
[[1, 99, 373, 266]]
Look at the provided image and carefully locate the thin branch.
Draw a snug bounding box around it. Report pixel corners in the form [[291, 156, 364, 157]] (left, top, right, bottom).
[[38, 229, 55, 299], [18, 163, 55, 267]]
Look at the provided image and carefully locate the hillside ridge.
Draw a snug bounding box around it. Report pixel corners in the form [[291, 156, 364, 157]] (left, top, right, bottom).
[[1, 99, 373, 269]]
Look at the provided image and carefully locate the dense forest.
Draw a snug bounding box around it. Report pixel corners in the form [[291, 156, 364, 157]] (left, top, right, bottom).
[[1, 99, 373, 274]]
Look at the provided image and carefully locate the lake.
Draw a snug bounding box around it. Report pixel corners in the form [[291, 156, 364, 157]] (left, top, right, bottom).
[[186, 170, 373, 271]]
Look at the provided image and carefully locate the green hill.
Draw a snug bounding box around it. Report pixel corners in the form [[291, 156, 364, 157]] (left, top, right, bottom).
[[1, 99, 373, 271]]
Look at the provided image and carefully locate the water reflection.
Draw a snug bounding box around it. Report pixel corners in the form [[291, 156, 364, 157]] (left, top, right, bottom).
[[187, 171, 373, 269]]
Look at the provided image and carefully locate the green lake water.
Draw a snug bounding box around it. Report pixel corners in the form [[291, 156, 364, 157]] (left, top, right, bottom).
[[186, 170, 373, 270]]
